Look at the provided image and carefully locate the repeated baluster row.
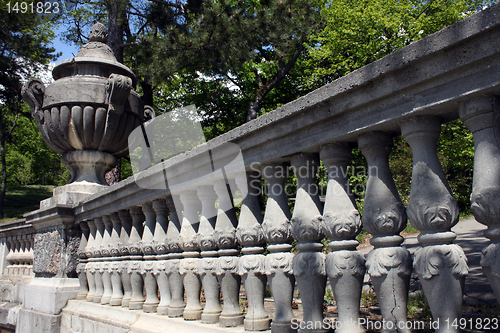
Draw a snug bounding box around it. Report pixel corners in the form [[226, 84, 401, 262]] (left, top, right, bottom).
[[4, 234, 34, 276], [74, 108, 500, 333]]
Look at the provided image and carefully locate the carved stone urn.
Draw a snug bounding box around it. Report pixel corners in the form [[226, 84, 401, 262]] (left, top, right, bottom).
[[22, 23, 146, 204]]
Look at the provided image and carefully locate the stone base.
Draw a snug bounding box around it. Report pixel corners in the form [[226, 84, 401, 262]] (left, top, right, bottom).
[[16, 308, 61, 333], [168, 305, 185, 317], [271, 321, 298, 333], [219, 314, 244, 327], [40, 182, 107, 209], [183, 308, 202, 320], [128, 300, 144, 310], [61, 300, 250, 333], [121, 298, 131, 308], [110, 297, 123, 306], [143, 303, 158, 313], [157, 305, 168, 316], [244, 317, 271, 331], [0, 301, 21, 329], [201, 312, 220, 323], [23, 278, 79, 315]]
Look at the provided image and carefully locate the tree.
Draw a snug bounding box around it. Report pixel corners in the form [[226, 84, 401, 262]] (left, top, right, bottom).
[[0, 3, 58, 218], [59, 0, 324, 121], [303, 0, 494, 88]]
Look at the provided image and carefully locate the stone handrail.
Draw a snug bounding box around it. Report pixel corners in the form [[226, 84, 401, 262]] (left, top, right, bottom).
[[5, 4, 500, 333]]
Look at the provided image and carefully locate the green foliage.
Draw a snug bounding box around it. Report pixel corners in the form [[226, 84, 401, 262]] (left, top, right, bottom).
[[304, 0, 495, 89], [323, 287, 335, 305], [437, 120, 474, 213], [389, 120, 474, 219], [360, 289, 378, 307], [5, 107, 69, 186], [407, 291, 432, 322], [0, 185, 54, 221]]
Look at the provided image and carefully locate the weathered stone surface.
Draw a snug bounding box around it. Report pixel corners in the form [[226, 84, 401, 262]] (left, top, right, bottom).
[[33, 226, 80, 278]]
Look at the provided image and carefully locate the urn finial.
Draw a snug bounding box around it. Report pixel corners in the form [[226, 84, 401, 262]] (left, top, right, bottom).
[[89, 22, 108, 43]]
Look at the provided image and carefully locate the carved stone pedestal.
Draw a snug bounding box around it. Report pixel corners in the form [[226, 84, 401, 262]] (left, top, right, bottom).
[[217, 255, 244, 327], [199, 256, 221, 323], [167, 257, 185, 317]]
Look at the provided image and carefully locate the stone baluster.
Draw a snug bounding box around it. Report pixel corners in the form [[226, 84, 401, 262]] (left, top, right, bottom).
[[85, 219, 97, 302], [235, 171, 270, 331], [460, 97, 500, 304], [262, 163, 295, 333], [179, 190, 203, 320], [76, 221, 90, 300], [128, 207, 145, 309], [152, 199, 171, 316], [401, 118, 468, 333], [118, 210, 133, 307], [165, 196, 185, 317], [196, 185, 221, 323], [26, 235, 34, 275], [5, 237, 13, 275], [109, 212, 123, 306], [92, 217, 105, 303], [100, 215, 114, 305], [18, 237, 25, 274], [214, 178, 244, 327], [358, 133, 412, 333], [290, 153, 327, 333], [11, 238, 20, 274], [320, 143, 366, 333], [18, 237, 27, 273], [141, 202, 159, 313]]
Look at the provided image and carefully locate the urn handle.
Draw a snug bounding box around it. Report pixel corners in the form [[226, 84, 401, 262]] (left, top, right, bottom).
[[21, 79, 45, 119], [105, 73, 132, 114]]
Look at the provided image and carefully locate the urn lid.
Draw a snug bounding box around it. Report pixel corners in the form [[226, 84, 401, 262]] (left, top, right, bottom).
[[52, 22, 136, 86]]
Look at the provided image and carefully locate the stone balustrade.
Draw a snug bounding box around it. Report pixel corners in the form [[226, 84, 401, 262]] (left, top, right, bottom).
[[2, 4, 500, 333], [0, 220, 35, 277]]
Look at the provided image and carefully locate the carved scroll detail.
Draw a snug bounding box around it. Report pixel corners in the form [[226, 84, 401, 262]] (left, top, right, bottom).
[[366, 247, 411, 277], [413, 244, 469, 280], [105, 74, 132, 114], [21, 79, 45, 119], [326, 250, 365, 279]]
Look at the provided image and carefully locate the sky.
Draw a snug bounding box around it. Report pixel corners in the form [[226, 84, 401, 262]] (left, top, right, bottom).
[[51, 25, 80, 64]]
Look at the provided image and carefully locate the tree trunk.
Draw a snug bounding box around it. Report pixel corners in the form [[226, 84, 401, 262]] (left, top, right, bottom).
[[0, 121, 6, 219], [140, 77, 154, 107], [106, 159, 121, 186], [107, 0, 126, 63], [106, 0, 127, 184], [245, 43, 305, 122]]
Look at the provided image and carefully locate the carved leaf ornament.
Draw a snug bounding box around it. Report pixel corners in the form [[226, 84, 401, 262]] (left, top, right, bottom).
[[262, 218, 292, 244], [238, 254, 266, 275], [291, 215, 324, 242], [325, 250, 366, 278], [480, 243, 500, 279], [322, 210, 361, 240], [365, 247, 412, 277], [363, 203, 406, 236], [292, 252, 326, 277], [414, 244, 469, 280], [471, 188, 500, 227], [265, 252, 294, 275], [408, 192, 459, 231]]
